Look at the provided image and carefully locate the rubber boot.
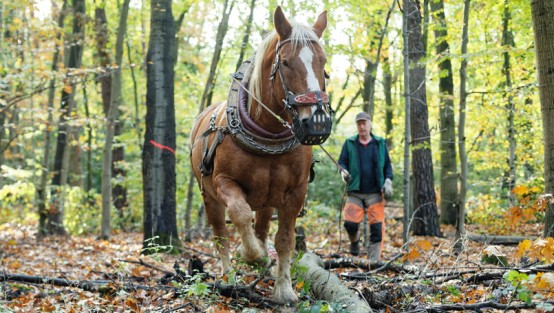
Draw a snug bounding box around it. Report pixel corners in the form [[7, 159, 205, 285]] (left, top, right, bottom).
[[349, 240, 360, 256], [368, 242, 381, 261]]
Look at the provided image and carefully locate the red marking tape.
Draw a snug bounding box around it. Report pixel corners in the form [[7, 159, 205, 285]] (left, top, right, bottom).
[[150, 140, 175, 155]]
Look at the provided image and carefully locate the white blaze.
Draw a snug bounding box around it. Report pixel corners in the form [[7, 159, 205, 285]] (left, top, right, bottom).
[[299, 46, 320, 91]]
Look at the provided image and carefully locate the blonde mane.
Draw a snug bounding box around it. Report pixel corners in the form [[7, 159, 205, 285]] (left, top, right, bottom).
[[248, 20, 320, 116]]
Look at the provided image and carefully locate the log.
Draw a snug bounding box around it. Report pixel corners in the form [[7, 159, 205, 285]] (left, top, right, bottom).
[[467, 235, 535, 245], [299, 252, 372, 313]]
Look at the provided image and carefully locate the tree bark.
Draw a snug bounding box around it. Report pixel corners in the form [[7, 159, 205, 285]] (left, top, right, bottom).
[[531, 0, 554, 237], [101, 0, 130, 240], [143, 0, 181, 252], [383, 58, 394, 146], [48, 0, 86, 236], [431, 0, 458, 225], [407, 0, 441, 237], [402, 0, 412, 245], [502, 0, 517, 206], [456, 0, 471, 252]]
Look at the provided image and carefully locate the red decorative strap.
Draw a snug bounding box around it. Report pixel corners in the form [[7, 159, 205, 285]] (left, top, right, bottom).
[[294, 92, 328, 104]]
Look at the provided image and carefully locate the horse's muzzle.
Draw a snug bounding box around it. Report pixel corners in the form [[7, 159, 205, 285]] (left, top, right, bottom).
[[286, 91, 333, 145]]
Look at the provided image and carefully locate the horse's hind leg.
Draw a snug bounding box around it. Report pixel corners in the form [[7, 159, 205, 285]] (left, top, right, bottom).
[[216, 180, 266, 263], [203, 196, 231, 273]]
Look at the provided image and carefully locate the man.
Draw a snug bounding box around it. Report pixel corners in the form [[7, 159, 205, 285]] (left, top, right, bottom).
[[338, 111, 393, 260]]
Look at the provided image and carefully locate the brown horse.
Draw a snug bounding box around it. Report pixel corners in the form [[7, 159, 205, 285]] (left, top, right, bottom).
[[190, 7, 331, 304]]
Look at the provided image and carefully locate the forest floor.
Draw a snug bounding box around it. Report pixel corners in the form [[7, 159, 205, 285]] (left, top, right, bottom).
[[0, 205, 552, 312]]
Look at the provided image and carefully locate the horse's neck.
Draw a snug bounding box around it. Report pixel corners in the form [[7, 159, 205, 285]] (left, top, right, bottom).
[[250, 85, 290, 132]]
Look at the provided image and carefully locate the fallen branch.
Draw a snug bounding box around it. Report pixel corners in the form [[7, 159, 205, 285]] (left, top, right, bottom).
[[1, 272, 279, 309], [422, 300, 554, 312], [299, 252, 372, 313], [467, 235, 535, 246], [324, 256, 415, 274], [0, 273, 160, 293]]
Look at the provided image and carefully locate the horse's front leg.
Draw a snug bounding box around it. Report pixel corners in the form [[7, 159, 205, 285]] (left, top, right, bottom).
[[254, 207, 274, 246], [273, 208, 299, 304], [216, 179, 267, 264]]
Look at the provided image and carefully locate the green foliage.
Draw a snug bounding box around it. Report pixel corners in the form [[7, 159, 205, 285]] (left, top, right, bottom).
[[178, 274, 210, 298], [141, 236, 174, 257], [503, 270, 532, 304], [445, 285, 461, 297], [297, 300, 348, 313]]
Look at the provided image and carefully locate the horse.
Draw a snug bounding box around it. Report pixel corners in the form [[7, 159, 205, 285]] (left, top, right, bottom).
[[190, 6, 331, 304]]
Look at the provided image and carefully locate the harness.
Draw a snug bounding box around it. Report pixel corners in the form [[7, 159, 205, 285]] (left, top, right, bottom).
[[226, 57, 301, 155], [196, 57, 302, 176]]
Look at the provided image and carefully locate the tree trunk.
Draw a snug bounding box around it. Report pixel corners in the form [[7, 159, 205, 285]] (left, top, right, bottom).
[[431, 0, 458, 225], [143, 0, 181, 252], [362, 0, 396, 118], [96, 5, 128, 222], [362, 60, 376, 116], [456, 0, 471, 252], [531, 0, 554, 237], [0, 2, 4, 179], [402, 0, 412, 245], [502, 0, 517, 205], [407, 0, 441, 237], [199, 0, 234, 111], [235, 0, 256, 71], [37, 1, 67, 235], [101, 0, 130, 240], [383, 58, 394, 146], [48, 0, 85, 236]]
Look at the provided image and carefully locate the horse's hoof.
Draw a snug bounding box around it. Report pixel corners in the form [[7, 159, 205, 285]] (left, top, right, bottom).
[[273, 288, 298, 305]]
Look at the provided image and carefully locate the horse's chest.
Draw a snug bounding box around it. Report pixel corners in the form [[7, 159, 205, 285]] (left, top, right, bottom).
[[242, 160, 308, 206]]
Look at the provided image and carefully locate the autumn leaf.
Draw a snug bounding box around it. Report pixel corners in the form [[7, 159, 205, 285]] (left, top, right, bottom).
[[403, 249, 421, 261], [416, 239, 433, 251], [63, 84, 73, 94], [516, 239, 532, 258]]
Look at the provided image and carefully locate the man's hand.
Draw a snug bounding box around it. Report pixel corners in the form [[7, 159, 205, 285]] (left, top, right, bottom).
[[384, 178, 393, 197], [341, 169, 351, 183]]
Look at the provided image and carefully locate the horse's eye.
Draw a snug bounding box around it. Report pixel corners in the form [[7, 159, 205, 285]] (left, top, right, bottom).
[[282, 60, 289, 67]]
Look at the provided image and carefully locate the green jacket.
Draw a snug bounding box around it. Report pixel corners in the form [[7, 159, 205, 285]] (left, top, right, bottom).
[[340, 134, 390, 192]]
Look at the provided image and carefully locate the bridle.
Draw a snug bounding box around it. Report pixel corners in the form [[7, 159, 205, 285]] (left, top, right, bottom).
[[269, 38, 333, 145]]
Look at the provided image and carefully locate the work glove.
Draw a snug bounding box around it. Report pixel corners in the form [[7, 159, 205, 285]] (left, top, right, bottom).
[[341, 169, 351, 183], [383, 178, 393, 197]]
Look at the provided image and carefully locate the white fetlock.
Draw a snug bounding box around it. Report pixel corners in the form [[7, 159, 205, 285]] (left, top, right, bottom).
[[273, 282, 298, 304]]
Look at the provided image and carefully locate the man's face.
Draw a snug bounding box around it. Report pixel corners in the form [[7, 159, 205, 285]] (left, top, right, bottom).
[[356, 120, 371, 136]]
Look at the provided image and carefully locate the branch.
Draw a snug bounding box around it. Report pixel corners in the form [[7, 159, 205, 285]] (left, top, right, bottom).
[[423, 300, 554, 312]]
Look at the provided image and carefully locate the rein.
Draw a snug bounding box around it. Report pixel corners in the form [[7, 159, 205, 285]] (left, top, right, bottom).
[[318, 144, 349, 254], [230, 74, 292, 130]]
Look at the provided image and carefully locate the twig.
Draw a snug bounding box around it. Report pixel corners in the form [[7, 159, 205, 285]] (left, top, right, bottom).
[[119, 258, 174, 275], [249, 259, 276, 290], [162, 303, 200, 313]]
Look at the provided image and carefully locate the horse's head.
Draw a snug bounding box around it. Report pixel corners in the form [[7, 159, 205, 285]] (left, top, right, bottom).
[[252, 7, 333, 145]]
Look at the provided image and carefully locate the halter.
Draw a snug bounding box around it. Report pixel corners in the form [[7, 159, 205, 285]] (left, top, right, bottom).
[[269, 38, 333, 145]]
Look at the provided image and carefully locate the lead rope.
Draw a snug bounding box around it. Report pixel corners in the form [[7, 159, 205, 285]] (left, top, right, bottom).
[[318, 145, 350, 254]]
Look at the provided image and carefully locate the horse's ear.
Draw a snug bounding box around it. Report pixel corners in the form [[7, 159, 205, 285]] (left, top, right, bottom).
[[312, 10, 327, 38], [274, 6, 292, 39]]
